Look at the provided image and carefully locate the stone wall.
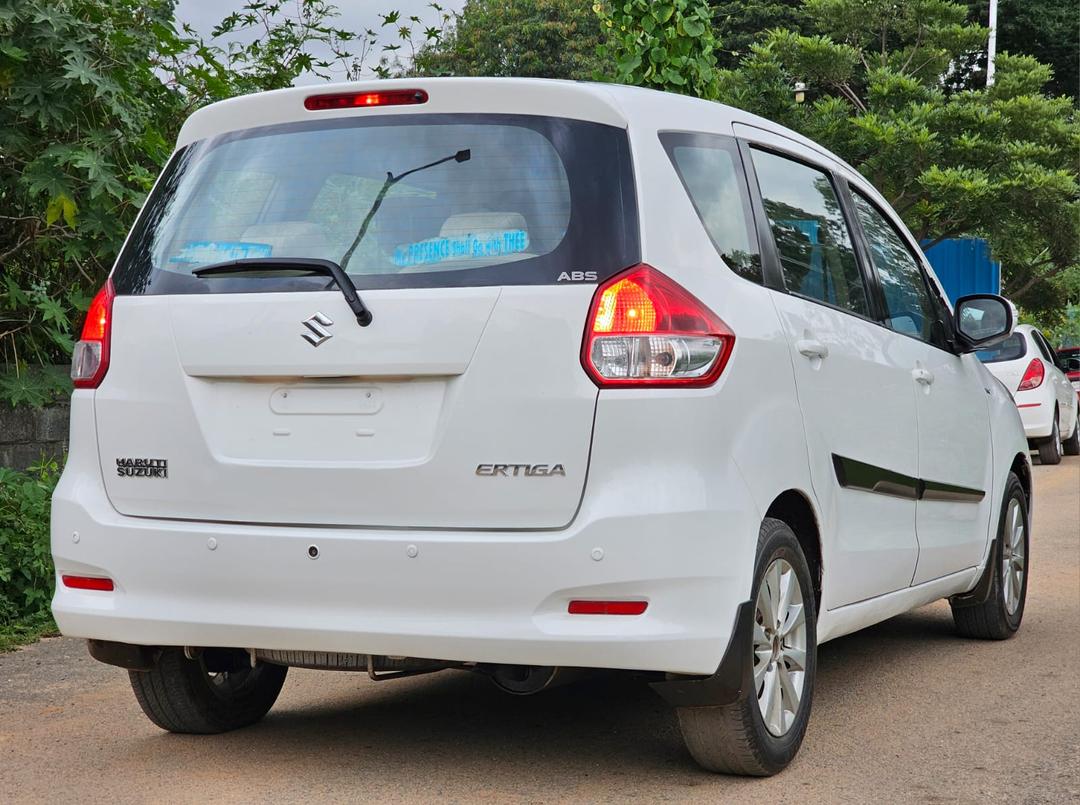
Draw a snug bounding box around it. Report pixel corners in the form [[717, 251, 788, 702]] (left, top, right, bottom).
[[0, 402, 69, 470]]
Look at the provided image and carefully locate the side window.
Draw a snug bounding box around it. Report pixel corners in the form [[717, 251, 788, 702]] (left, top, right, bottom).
[[1032, 331, 1055, 362], [850, 192, 941, 343], [661, 134, 761, 283], [750, 149, 870, 316]]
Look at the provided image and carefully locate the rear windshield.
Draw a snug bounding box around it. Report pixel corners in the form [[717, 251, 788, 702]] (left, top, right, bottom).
[[113, 114, 638, 295], [976, 332, 1026, 363]]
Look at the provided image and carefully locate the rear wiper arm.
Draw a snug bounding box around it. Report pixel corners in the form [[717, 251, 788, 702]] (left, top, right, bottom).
[[339, 148, 471, 273], [193, 257, 373, 327]]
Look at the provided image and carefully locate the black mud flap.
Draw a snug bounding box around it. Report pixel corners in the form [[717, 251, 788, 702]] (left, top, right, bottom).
[[949, 538, 998, 609], [650, 599, 754, 708]]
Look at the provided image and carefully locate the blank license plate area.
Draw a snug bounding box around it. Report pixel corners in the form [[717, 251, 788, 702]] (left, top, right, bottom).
[[189, 378, 446, 464]]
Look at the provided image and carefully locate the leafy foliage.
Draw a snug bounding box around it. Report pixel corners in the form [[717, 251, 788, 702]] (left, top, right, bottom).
[[0, 459, 60, 630], [0, 365, 70, 408], [0, 0, 369, 371], [966, 0, 1079, 101], [710, 0, 807, 69], [598, 0, 1077, 315], [596, 0, 720, 97], [156, 0, 372, 105], [0, 0, 176, 368], [411, 0, 606, 79]]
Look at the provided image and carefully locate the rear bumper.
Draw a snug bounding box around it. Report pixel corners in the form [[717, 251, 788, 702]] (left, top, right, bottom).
[[51, 403, 758, 676], [1016, 394, 1054, 440]]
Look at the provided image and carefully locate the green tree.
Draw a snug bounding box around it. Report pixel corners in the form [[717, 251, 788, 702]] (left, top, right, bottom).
[[710, 1, 807, 68], [601, 0, 1078, 316], [0, 0, 362, 370], [410, 0, 606, 79], [0, 0, 179, 367], [967, 0, 1079, 101]]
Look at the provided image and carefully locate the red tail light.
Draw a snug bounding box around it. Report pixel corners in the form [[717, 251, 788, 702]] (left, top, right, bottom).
[[582, 265, 734, 387], [71, 279, 114, 389], [304, 89, 428, 111], [1017, 358, 1044, 391]]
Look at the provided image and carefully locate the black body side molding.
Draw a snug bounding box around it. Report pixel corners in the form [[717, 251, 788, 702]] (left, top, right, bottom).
[[832, 454, 984, 503], [650, 599, 754, 708]]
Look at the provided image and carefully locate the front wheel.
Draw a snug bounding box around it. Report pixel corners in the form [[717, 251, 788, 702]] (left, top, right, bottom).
[[677, 518, 817, 776], [129, 648, 288, 734], [951, 473, 1029, 639]]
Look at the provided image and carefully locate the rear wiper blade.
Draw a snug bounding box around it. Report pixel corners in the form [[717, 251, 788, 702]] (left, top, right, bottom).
[[193, 257, 373, 327]]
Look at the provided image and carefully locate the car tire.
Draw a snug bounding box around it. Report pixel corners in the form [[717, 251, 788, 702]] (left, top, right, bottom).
[[129, 648, 288, 734], [1037, 413, 1062, 465], [676, 518, 817, 776], [1063, 412, 1080, 456], [951, 473, 1028, 640]]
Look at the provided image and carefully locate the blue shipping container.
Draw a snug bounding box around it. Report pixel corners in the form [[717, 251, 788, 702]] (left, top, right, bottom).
[[922, 238, 1001, 304]]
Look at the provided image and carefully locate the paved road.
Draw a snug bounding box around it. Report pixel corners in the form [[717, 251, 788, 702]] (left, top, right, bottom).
[[2, 459, 1077, 804]]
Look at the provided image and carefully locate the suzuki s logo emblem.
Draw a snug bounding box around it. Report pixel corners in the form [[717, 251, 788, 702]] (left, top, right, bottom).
[[301, 312, 334, 347]]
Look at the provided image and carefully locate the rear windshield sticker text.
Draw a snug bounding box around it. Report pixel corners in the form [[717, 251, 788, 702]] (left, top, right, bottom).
[[393, 230, 529, 269], [169, 241, 273, 265]]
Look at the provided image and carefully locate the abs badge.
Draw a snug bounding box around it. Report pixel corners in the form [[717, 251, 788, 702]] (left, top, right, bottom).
[[116, 458, 168, 478]]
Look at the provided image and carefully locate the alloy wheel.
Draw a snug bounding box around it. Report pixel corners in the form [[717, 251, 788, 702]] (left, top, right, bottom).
[[753, 558, 807, 737], [1000, 497, 1026, 615]]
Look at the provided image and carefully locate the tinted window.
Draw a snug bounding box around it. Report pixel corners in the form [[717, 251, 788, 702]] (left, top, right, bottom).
[[113, 115, 638, 295], [751, 149, 869, 316], [976, 332, 1026, 363], [850, 193, 939, 342], [662, 134, 761, 283], [1032, 331, 1055, 362]]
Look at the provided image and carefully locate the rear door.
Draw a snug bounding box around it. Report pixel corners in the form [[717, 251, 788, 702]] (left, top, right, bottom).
[[741, 136, 921, 609], [97, 113, 638, 528]]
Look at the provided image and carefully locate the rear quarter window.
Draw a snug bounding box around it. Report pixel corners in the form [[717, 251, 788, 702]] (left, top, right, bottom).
[[976, 332, 1026, 363], [660, 132, 761, 284], [113, 114, 638, 295]]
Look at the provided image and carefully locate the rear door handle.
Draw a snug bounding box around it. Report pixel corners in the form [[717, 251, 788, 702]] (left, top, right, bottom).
[[796, 339, 829, 360], [912, 367, 935, 386]]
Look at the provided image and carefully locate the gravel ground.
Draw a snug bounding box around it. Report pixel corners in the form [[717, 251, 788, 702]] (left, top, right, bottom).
[[2, 458, 1077, 804]]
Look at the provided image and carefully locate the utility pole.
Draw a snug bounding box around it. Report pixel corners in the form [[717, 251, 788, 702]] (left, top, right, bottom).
[[987, 0, 998, 86]]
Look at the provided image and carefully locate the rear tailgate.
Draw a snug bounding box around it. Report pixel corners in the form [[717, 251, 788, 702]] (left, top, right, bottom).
[[91, 102, 638, 529], [97, 286, 598, 528]]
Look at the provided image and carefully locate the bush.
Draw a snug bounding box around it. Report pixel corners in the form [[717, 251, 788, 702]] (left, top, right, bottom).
[[0, 459, 61, 632]]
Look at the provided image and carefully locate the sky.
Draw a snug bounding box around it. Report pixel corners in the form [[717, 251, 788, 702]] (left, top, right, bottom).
[[174, 0, 465, 83]]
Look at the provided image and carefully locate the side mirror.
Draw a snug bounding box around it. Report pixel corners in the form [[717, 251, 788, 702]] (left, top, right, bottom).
[[954, 294, 1015, 352]]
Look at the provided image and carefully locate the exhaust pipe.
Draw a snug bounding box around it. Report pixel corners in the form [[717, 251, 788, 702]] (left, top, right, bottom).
[[487, 665, 594, 695]]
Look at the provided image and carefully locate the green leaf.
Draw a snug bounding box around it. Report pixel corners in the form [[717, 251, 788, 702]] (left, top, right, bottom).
[[681, 18, 705, 37]]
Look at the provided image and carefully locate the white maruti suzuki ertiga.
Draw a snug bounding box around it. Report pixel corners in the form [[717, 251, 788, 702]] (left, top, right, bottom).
[[52, 78, 1032, 776]]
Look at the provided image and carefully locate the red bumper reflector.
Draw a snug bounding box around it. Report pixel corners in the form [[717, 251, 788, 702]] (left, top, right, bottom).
[[1016, 403, 1042, 408], [62, 575, 114, 592], [304, 89, 428, 111], [568, 600, 648, 615]]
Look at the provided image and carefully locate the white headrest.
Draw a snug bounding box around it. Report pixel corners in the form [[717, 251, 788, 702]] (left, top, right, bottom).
[[439, 212, 527, 238]]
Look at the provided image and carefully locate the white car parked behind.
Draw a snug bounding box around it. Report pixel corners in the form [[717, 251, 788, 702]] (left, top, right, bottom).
[[977, 324, 1080, 465], [52, 78, 1032, 776]]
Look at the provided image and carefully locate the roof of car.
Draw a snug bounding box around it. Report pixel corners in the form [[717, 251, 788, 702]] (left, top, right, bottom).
[[175, 77, 856, 173]]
